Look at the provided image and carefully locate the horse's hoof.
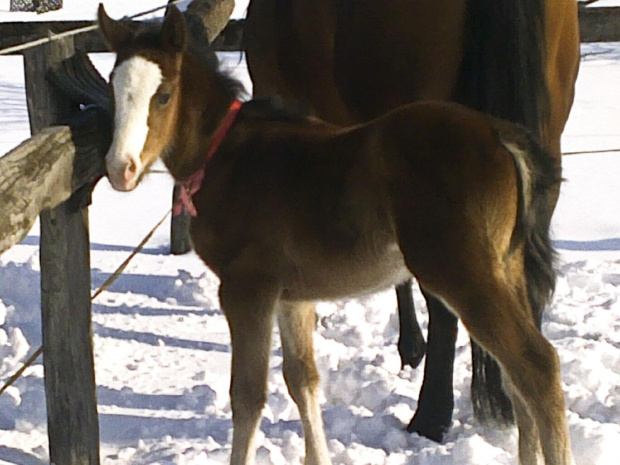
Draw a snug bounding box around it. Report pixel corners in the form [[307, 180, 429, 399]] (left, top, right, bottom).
[[398, 338, 426, 369], [406, 415, 450, 443]]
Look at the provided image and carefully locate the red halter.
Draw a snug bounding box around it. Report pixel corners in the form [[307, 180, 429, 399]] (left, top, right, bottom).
[[173, 99, 243, 217]]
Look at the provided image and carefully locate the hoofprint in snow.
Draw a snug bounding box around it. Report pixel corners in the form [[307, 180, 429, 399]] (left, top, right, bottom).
[[1, 6, 620, 465]]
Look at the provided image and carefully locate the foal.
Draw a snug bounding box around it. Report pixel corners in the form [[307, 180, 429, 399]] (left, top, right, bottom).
[[98, 6, 574, 465]]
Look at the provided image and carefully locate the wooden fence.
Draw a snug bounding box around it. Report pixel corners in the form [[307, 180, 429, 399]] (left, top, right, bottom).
[[1, 5, 619, 52], [0, 3, 619, 463], [26, 38, 101, 464], [0, 1, 234, 463]]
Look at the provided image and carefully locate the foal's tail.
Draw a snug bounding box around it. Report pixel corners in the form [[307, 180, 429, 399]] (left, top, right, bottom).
[[499, 125, 561, 326], [468, 122, 560, 425]]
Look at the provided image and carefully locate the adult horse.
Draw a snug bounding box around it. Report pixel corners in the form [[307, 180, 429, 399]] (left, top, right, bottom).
[[97, 6, 574, 465], [244, 0, 580, 441]]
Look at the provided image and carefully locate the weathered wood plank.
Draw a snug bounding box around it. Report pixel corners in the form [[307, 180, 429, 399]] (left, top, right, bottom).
[[171, 182, 193, 254], [0, 47, 110, 257], [24, 37, 101, 465], [0, 20, 106, 53], [0, 15, 243, 55], [0, 110, 108, 255], [579, 6, 620, 43], [0, 19, 246, 54], [185, 0, 235, 43], [1, 6, 620, 54]]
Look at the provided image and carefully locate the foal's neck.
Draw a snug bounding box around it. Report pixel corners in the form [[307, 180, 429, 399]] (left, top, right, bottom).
[[164, 52, 239, 180]]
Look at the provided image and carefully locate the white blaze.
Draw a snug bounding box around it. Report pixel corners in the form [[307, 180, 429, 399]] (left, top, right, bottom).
[[107, 56, 163, 189]]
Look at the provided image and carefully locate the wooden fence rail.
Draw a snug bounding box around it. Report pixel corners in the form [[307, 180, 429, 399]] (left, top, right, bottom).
[[0, 4, 619, 53], [0, 109, 107, 253], [579, 6, 620, 42]]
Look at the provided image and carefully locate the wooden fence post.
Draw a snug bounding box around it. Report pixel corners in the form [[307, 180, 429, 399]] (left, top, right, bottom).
[[169, 0, 237, 256], [171, 182, 192, 254], [23, 37, 100, 465]]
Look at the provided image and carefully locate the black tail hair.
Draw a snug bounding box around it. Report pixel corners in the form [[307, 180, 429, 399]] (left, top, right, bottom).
[[455, 0, 549, 131], [455, 0, 550, 425]]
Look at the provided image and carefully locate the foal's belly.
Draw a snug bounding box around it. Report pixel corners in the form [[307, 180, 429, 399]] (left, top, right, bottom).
[[280, 240, 412, 302]]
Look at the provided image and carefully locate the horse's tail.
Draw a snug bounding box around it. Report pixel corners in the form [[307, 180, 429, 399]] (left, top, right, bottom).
[[455, 0, 549, 130], [455, 0, 550, 425]]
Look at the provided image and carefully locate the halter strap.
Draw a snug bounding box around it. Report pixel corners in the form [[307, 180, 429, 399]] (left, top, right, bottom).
[[173, 99, 243, 217]]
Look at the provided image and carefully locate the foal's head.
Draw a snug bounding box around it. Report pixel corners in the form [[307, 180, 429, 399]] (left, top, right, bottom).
[[98, 5, 187, 191]]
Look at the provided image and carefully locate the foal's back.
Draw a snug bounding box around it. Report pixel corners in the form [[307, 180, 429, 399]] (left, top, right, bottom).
[[190, 101, 519, 301]]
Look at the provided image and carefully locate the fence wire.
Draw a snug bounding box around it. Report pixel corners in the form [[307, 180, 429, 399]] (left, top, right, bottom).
[[0, 0, 187, 56], [0, 208, 172, 396]]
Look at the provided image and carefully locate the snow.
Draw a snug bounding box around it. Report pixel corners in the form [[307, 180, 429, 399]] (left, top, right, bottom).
[[1, 2, 620, 464]]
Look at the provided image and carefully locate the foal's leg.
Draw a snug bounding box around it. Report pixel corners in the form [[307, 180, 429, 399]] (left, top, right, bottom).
[[503, 377, 544, 465], [407, 288, 457, 442], [395, 280, 427, 369], [219, 277, 279, 465], [450, 279, 573, 465], [277, 301, 332, 465]]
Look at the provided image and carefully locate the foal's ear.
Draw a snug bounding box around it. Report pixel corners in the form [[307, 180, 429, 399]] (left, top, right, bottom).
[[97, 4, 132, 52], [161, 6, 187, 54]]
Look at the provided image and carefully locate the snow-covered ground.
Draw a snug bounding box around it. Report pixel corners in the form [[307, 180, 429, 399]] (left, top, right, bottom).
[[1, 2, 620, 465]]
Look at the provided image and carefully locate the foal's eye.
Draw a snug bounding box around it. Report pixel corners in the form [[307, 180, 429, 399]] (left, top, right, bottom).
[[157, 92, 171, 106]]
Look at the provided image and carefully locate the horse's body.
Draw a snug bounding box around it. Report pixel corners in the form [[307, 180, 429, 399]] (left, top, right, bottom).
[[98, 6, 575, 465], [245, 0, 580, 439], [245, 0, 579, 157]]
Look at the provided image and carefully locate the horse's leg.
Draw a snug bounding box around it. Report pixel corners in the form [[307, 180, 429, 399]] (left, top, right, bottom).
[[395, 280, 427, 369], [470, 340, 514, 424], [451, 278, 573, 465], [406, 288, 457, 442], [219, 277, 279, 465], [277, 301, 332, 465]]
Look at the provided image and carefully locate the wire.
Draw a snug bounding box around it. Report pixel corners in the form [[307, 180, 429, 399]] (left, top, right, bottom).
[[0, 0, 188, 56], [0, 208, 172, 396], [563, 148, 620, 156]]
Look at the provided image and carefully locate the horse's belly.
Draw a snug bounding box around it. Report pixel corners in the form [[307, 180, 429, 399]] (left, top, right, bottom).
[[281, 242, 412, 301]]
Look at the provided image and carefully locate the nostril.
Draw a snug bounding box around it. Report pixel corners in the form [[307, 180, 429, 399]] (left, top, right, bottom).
[[123, 158, 139, 182]]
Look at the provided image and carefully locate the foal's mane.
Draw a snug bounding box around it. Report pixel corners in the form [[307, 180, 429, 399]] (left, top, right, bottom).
[[240, 97, 314, 124]]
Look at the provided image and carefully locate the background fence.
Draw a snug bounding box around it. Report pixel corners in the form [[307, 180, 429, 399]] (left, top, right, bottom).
[[10, 0, 63, 14]]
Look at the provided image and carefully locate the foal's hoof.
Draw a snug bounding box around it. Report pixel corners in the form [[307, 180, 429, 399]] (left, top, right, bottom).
[[406, 414, 450, 443], [398, 337, 426, 369]]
